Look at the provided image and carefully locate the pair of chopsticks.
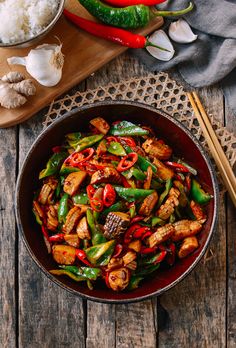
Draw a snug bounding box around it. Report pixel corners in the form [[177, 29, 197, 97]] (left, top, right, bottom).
[[187, 92, 236, 207]]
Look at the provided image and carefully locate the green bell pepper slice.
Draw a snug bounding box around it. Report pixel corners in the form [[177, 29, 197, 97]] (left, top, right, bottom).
[[76, 134, 104, 152], [59, 265, 101, 280], [72, 192, 89, 205], [190, 179, 212, 205], [65, 132, 82, 149], [58, 193, 69, 223], [85, 240, 115, 265], [125, 146, 157, 173], [86, 209, 107, 245], [39, 152, 68, 179], [157, 179, 172, 208], [110, 121, 149, 136], [114, 186, 155, 202], [108, 141, 126, 156]]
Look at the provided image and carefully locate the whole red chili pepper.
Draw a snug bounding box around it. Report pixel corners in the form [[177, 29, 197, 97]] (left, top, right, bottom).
[[103, 184, 116, 207], [103, 0, 166, 6], [75, 249, 93, 267], [48, 233, 65, 242], [117, 153, 138, 172], [164, 161, 190, 173], [63, 9, 169, 51]]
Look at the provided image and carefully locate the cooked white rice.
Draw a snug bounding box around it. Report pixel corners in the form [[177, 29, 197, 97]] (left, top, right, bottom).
[[0, 0, 60, 44]]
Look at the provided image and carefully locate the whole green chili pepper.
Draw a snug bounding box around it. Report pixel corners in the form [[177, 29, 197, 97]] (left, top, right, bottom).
[[114, 186, 154, 202], [39, 152, 68, 179], [157, 178, 172, 208], [110, 120, 149, 136], [79, 0, 193, 29], [58, 193, 69, 223], [127, 275, 144, 290], [72, 192, 89, 205], [190, 179, 212, 205], [86, 209, 107, 245], [125, 145, 157, 173], [85, 240, 115, 265], [76, 134, 104, 152], [60, 265, 101, 280], [65, 132, 82, 149], [108, 141, 126, 156]]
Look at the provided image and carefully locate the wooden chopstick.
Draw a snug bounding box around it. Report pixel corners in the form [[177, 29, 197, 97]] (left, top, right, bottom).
[[187, 92, 236, 207]]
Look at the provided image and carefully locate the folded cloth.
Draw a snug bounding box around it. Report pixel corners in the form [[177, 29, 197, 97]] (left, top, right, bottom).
[[132, 0, 236, 115]]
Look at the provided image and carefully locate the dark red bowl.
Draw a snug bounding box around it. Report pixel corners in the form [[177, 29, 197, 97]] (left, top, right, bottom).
[[15, 101, 218, 303]]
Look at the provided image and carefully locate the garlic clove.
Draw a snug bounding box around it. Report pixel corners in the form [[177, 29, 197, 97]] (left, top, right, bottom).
[[7, 43, 64, 87], [146, 30, 175, 61], [168, 19, 198, 44]]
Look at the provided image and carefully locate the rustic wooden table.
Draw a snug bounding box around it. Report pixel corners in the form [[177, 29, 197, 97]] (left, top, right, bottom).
[[1, 53, 235, 348]]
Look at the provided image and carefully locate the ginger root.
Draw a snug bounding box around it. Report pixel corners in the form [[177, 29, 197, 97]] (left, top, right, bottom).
[[0, 71, 36, 109]]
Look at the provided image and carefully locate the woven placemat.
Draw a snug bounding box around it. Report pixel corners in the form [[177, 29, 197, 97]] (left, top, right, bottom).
[[43, 72, 236, 175]]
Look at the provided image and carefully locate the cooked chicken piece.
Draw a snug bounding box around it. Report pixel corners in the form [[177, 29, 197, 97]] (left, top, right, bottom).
[[153, 158, 174, 181], [76, 216, 91, 240], [52, 245, 76, 265], [64, 234, 80, 248], [107, 257, 124, 271], [90, 167, 122, 185], [143, 166, 153, 190], [149, 223, 175, 248], [63, 171, 87, 196], [38, 177, 58, 205], [139, 191, 158, 216], [142, 138, 172, 160], [123, 251, 136, 266], [172, 220, 202, 241], [104, 212, 130, 239], [178, 236, 199, 259], [62, 206, 85, 234], [157, 188, 180, 220], [190, 200, 207, 224], [128, 240, 141, 253], [107, 267, 130, 291], [90, 117, 110, 134], [46, 205, 58, 231]]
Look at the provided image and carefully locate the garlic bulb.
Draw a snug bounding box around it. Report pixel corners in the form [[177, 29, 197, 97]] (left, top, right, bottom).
[[7, 44, 64, 87], [146, 30, 175, 61], [169, 19, 198, 44]]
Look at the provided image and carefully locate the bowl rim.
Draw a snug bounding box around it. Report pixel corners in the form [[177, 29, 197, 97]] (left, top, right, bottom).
[[0, 0, 65, 48], [15, 100, 219, 304]]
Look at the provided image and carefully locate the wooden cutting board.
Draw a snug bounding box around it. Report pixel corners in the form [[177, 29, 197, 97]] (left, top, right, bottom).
[[0, 0, 163, 128]]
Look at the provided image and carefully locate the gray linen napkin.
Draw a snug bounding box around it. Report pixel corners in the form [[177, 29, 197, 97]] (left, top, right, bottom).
[[132, 0, 236, 115]]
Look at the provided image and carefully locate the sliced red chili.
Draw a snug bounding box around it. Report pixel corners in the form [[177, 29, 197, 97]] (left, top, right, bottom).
[[164, 161, 189, 173], [113, 244, 123, 258], [124, 223, 142, 244], [106, 136, 118, 143], [120, 175, 132, 188], [41, 225, 50, 241], [117, 153, 138, 172], [75, 249, 93, 267], [66, 148, 95, 167], [154, 250, 167, 264], [141, 231, 152, 241], [117, 136, 136, 147], [48, 233, 65, 242], [103, 184, 116, 207], [78, 161, 105, 174], [91, 188, 104, 212], [133, 226, 150, 239], [130, 215, 144, 224], [140, 246, 157, 254], [87, 184, 96, 200]]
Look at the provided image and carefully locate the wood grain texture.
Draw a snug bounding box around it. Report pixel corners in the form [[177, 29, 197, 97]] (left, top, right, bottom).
[[0, 127, 17, 348], [0, 0, 163, 128], [157, 87, 227, 348]]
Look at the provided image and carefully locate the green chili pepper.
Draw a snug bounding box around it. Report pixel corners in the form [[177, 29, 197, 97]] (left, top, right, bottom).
[[60, 265, 101, 280], [60, 163, 80, 175], [85, 240, 115, 265], [72, 192, 89, 205], [125, 146, 157, 173], [150, 178, 164, 191], [177, 159, 197, 176], [58, 193, 69, 223], [65, 132, 82, 149], [151, 216, 165, 227], [114, 186, 154, 202], [157, 179, 172, 208], [190, 179, 212, 205], [127, 275, 144, 290], [100, 201, 127, 219], [169, 214, 176, 224], [131, 167, 146, 181], [32, 209, 42, 226], [108, 141, 126, 156], [134, 263, 160, 277], [86, 209, 107, 245], [129, 203, 136, 218], [39, 152, 68, 179], [76, 134, 104, 152], [110, 120, 149, 136], [50, 269, 85, 281], [79, 0, 193, 29], [87, 279, 93, 290]]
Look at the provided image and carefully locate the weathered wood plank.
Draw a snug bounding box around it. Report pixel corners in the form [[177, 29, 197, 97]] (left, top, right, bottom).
[[157, 87, 227, 348], [225, 104, 236, 348], [18, 111, 85, 348], [0, 127, 17, 348]]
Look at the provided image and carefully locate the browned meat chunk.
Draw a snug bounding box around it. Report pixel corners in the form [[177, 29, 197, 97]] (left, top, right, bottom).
[[63, 171, 87, 196], [104, 212, 130, 239], [52, 245, 76, 265], [62, 206, 85, 234], [142, 138, 172, 160], [76, 216, 91, 240], [139, 191, 158, 216], [157, 188, 180, 220], [38, 177, 58, 205], [91, 167, 122, 185], [149, 223, 175, 248], [172, 220, 202, 241], [64, 234, 80, 248], [178, 236, 199, 258], [46, 205, 58, 231], [107, 267, 130, 291], [90, 117, 110, 134], [153, 158, 174, 181], [190, 200, 207, 223]]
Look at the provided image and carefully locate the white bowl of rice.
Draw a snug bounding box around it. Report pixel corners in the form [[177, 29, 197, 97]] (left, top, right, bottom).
[[0, 0, 65, 48]]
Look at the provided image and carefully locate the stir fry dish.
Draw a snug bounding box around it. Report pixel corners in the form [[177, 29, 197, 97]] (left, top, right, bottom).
[[32, 117, 212, 291]]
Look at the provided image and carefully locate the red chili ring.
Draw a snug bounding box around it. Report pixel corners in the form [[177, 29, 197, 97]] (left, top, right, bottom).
[[117, 153, 138, 172]]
